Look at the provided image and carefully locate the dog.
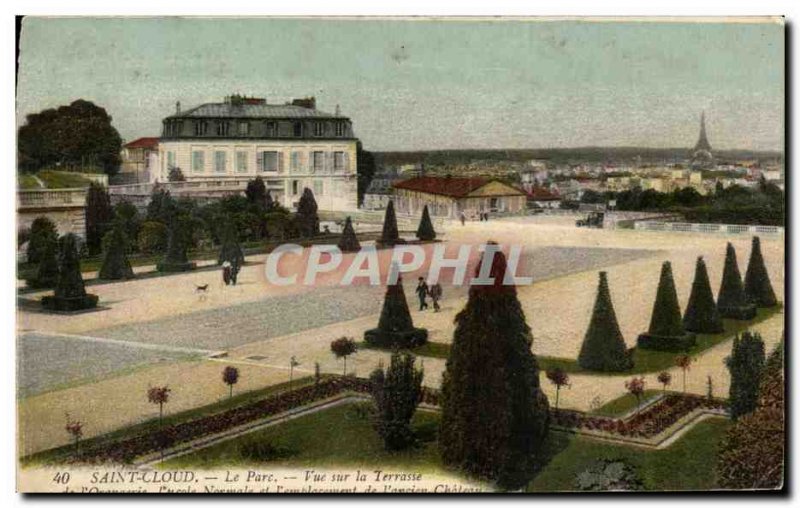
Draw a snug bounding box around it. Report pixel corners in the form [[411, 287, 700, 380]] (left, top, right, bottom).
[[195, 284, 209, 293]]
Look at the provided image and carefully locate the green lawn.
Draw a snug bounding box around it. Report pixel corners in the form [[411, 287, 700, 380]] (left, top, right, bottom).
[[393, 306, 780, 376], [21, 376, 316, 467], [18, 174, 41, 189], [162, 400, 731, 492], [36, 170, 93, 189]]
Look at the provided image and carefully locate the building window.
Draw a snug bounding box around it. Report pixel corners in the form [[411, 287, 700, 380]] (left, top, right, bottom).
[[265, 121, 277, 137], [167, 151, 176, 168], [192, 151, 205, 172], [195, 121, 208, 136], [313, 122, 325, 137], [238, 122, 250, 136], [334, 151, 346, 172], [292, 180, 299, 195], [214, 151, 227, 173], [291, 151, 302, 172], [217, 121, 230, 136], [236, 151, 248, 172], [293, 122, 303, 137], [313, 179, 324, 196], [261, 151, 279, 172], [312, 151, 324, 173], [335, 122, 346, 137]]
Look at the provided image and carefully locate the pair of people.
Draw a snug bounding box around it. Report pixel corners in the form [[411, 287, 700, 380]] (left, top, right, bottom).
[[221, 259, 241, 286], [416, 277, 443, 312]]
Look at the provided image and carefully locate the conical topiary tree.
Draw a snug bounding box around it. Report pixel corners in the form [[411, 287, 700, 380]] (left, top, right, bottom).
[[379, 200, 402, 246], [157, 217, 195, 272], [98, 224, 135, 280], [717, 242, 757, 320], [295, 188, 319, 238], [416, 205, 436, 242], [364, 269, 428, 348], [637, 261, 696, 351], [26, 230, 59, 289], [683, 256, 724, 334], [744, 236, 778, 308], [42, 234, 99, 311], [337, 216, 361, 252], [440, 245, 550, 490], [578, 272, 633, 372]]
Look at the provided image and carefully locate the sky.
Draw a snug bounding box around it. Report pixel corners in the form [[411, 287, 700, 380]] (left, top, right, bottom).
[[16, 17, 784, 152]]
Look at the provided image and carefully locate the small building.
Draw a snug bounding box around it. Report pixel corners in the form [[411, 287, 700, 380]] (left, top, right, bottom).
[[363, 167, 405, 210], [393, 176, 527, 219], [120, 137, 160, 183], [526, 186, 562, 209]]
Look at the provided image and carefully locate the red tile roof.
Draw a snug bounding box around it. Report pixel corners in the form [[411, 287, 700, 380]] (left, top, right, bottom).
[[124, 137, 159, 149], [527, 186, 561, 201], [393, 176, 497, 198]]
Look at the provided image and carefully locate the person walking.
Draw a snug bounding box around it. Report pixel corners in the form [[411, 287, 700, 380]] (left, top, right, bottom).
[[415, 277, 429, 311], [429, 282, 443, 312], [230, 258, 240, 286], [222, 260, 232, 286], [460, 211, 466, 226]]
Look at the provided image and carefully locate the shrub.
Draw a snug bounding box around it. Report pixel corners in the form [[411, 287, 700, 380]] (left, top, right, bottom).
[[41, 233, 99, 312], [743, 236, 778, 308], [26, 216, 58, 264], [98, 225, 135, 280], [337, 216, 361, 252], [295, 188, 319, 238], [26, 227, 59, 289], [364, 272, 428, 349], [167, 166, 185, 182], [439, 245, 549, 490], [416, 205, 436, 241], [717, 243, 757, 320], [575, 459, 642, 491], [157, 217, 195, 272], [138, 221, 168, 254], [725, 331, 766, 420], [369, 351, 424, 451], [683, 256, 724, 334], [578, 272, 633, 372]]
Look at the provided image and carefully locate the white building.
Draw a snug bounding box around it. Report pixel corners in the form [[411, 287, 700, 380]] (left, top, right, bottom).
[[156, 95, 359, 211]]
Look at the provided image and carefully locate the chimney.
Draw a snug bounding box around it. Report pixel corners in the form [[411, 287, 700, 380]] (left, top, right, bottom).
[[176, 101, 181, 114], [335, 104, 341, 116], [291, 97, 316, 109]]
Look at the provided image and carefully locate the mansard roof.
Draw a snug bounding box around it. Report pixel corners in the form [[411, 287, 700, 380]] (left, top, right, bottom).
[[167, 103, 344, 120]]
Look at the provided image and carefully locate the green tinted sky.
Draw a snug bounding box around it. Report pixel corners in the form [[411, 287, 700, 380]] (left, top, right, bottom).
[[17, 17, 784, 151]]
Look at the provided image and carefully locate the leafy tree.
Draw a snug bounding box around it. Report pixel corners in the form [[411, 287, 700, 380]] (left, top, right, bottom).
[[439, 246, 550, 490], [725, 331, 766, 420], [217, 222, 245, 267], [369, 351, 424, 451], [146, 188, 177, 224], [337, 216, 361, 252], [330, 337, 357, 376], [578, 272, 633, 372], [624, 377, 646, 414], [379, 200, 401, 246], [26, 216, 58, 264], [27, 234, 59, 289], [113, 201, 141, 252], [546, 368, 570, 410], [41, 233, 99, 311], [364, 272, 428, 348], [245, 176, 271, 211], [98, 225, 134, 280], [222, 366, 239, 399], [356, 141, 376, 207], [683, 256, 724, 334], [743, 236, 777, 308], [17, 99, 122, 174], [138, 221, 168, 254], [416, 205, 437, 242], [147, 386, 171, 426], [638, 261, 695, 351], [64, 414, 83, 455], [716, 340, 783, 489], [657, 371, 672, 395], [265, 209, 293, 241], [168, 166, 186, 182], [717, 242, 757, 320], [675, 354, 693, 393], [85, 182, 113, 256], [295, 188, 319, 238]]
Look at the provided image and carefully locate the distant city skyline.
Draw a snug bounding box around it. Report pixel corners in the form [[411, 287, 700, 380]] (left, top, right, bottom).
[[17, 17, 784, 152]]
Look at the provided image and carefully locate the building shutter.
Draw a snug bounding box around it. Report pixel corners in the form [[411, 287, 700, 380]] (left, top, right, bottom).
[[344, 152, 350, 172], [308, 151, 314, 173], [278, 152, 284, 173], [256, 151, 263, 172], [326, 152, 333, 173]]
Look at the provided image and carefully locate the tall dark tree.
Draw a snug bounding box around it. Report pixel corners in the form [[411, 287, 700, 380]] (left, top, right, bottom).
[[744, 236, 778, 308], [416, 205, 436, 242], [113, 201, 141, 252], [578, 272, 633, 372], [98, 225, 134, 280], [245, 176, 271, 211], [717, 243, 757, 320], [157, 216, 195, 272], [146, 188, 177, 224], [725, 331, 766, 421], [17, 99, 123, 174], [85, 182, 114, 256], [42, 233, 98, 311], [379, 200, 401, 246], [683, 256, 724, 334], [439, 246, 550, 490], [369, 351, 424, 451], [26, 233, 59, 289], [337, 216, 361, 252], [364, 271, 428, 348], [26, 216, 58, 264], [637, 261, 695, 351], [295, 188, 319, 238], [356, 141, 377, 207]]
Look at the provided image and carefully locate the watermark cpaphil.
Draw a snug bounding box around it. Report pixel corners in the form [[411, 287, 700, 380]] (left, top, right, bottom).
[[264, 242, 533, 287]]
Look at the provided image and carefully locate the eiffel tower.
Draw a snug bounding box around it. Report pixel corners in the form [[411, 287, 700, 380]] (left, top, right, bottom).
[[690, 111, 714, 168]]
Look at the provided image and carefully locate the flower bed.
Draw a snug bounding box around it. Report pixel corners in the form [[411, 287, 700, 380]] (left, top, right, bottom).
[[552, 394, 726, 439]]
